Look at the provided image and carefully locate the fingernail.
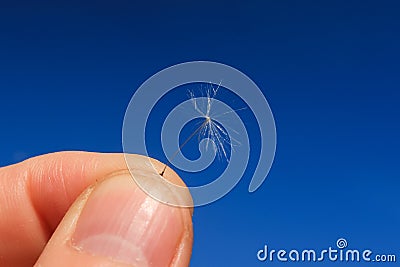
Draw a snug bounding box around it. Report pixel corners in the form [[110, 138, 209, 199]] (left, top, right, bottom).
[[72, 172, 184, 267]]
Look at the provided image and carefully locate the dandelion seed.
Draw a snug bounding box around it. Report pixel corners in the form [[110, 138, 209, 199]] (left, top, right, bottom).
[[160, 83, 245, 176]]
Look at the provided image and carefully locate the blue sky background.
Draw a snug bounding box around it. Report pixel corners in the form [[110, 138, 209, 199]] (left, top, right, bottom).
[[1, 0, 399, 266]]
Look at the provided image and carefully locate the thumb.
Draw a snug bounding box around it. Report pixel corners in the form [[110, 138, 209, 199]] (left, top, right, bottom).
[[35, 169, 193, 267]]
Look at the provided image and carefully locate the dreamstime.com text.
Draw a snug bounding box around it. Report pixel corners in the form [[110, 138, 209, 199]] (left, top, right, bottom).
[[257, 238, 396, 263]]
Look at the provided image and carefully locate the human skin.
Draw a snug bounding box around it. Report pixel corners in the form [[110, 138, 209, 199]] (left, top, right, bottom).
[[0, 152, 193, 267]]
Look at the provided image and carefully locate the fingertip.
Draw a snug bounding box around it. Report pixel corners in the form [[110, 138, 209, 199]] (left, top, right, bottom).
[[36, 160, 193, 267]]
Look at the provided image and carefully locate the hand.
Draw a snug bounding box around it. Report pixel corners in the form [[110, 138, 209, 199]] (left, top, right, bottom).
[[0, 152, 193, 267]]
